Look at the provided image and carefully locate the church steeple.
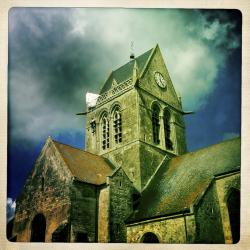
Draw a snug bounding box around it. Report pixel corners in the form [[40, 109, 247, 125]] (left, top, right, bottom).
[[85, 45, 187, 191]]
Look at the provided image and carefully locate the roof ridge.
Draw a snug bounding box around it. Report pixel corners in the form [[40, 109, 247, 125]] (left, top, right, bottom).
[[52, 139, 83, 151], [187, 136, 241, 155], [50, 139, 75, 179], [113, 47, 154, 74], [139, 44, 158, 78], [52, 139, 105, 158], [99, 71, 113, 94], [142, 152, 172, 193]]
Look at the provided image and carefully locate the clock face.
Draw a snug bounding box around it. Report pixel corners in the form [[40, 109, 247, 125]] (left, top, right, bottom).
[[154, 72, 166, 89]]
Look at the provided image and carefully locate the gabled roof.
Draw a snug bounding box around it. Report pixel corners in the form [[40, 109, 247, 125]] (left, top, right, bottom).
[[53, 140, 115, 185], [127, 137, 241, 223], [99, 47, 154, 94]]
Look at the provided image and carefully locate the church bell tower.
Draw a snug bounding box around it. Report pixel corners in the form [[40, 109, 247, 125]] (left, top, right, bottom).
[[85, 44, 187, 191]]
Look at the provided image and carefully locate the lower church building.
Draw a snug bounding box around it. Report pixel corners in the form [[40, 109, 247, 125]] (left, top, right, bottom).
[[12, 45, 240, 243]]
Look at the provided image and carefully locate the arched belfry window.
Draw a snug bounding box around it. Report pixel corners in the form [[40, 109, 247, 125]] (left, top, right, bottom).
[[113, 107, 122, 144], [101, 113, 110, 150], [163, 109, 173, 150], [152, 104, 160, 144]]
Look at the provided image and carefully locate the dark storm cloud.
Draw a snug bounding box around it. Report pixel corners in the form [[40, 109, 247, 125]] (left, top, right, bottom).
[[9, 8, 118, 143], [8, 8, 241, 144], [195, 9, 241, 50], [9, 8, 107, 106]]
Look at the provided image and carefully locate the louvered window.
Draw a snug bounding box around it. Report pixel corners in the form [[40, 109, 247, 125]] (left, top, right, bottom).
[[164, 110, 173, 150], [113, 109, 122, 143], [152, 104, 160, 144], [101, 115, 110, 150]]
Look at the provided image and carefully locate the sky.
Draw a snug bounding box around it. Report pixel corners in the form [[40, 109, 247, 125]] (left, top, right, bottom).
[[7, 8, 241, 210]]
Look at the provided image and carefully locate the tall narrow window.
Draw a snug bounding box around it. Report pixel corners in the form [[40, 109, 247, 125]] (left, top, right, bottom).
[[152, 104, 160, 144], [164, 109, 173, 150], [113, 108, 122, 144], [101, 114, 109, 150]]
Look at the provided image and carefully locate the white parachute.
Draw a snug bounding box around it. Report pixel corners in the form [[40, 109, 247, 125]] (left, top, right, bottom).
[[86, 92, 100, 108]]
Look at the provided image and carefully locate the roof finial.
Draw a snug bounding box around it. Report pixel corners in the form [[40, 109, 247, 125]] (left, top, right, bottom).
[[130, 41, 135, 60]]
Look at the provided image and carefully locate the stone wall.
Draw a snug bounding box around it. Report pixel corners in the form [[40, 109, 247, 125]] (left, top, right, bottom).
[[70, 180, 98, 242], [195, 182, 225, 243], [109, 168, 136, 242], [126, 214, 195, 243], [138, 90, 186, 156], [12, 138, 72, 242], [103, 142, 141, 190], [137, 88, 186, 188]]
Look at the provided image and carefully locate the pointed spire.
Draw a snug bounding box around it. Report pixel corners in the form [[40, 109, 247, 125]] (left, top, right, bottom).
[[112, 78, 118, 88], [176, 90, 182, 107], [47, 135, 53, 142], [130, 41, 135, 60]]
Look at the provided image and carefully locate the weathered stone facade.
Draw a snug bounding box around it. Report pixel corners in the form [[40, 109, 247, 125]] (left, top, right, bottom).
[[195, 181, 225, 243], [12, 45, 240, 243], [13, 138, 72, 242], [70, 181, 98, 242], [108, 168, 137, 242]]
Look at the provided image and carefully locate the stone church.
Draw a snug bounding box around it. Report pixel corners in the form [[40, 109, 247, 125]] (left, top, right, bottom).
[[12, 45, 240, 243]]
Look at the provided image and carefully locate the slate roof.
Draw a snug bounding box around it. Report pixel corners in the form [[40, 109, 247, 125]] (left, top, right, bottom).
[[53, 140, 115, 185], [99, 47, 154, 94], [127, 137, 241, 223]]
